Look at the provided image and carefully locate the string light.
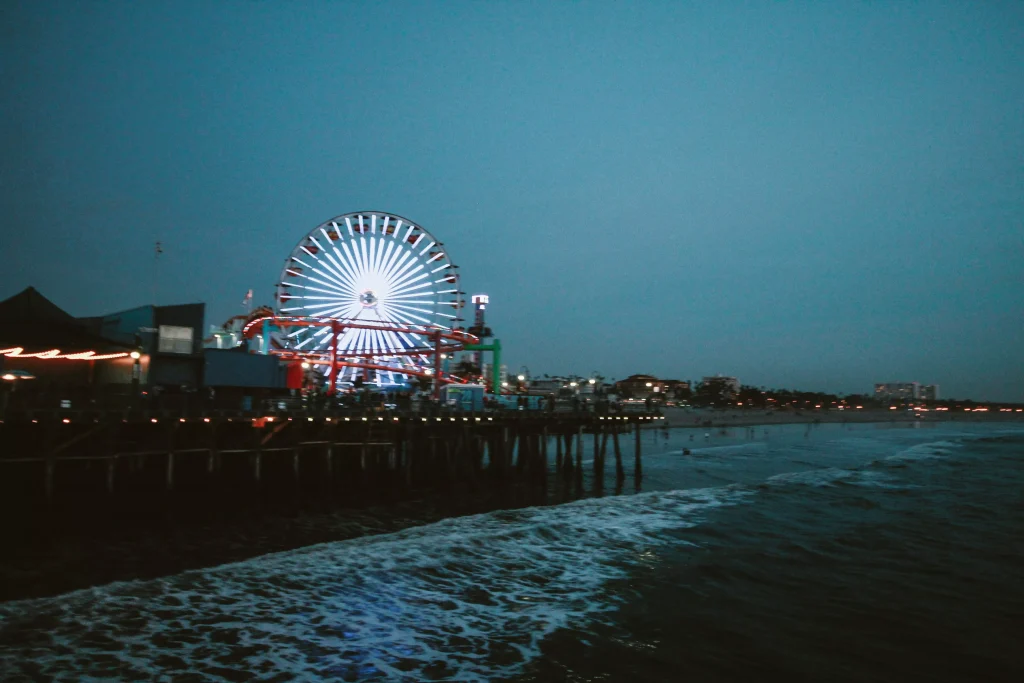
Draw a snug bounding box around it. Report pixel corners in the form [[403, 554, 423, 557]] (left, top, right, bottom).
[[0, 347, 130, 361]]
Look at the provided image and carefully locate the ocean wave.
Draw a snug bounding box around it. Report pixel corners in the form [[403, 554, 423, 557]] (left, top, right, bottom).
[[0, 487, 751, 682], [882, 440, 962, 465]]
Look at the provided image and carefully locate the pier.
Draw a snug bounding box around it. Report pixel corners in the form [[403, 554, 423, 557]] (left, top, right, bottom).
[[0, 409, 664, 513]]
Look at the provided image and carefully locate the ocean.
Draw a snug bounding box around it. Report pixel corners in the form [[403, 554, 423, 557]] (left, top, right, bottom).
[[1, 421, 1022, 682]]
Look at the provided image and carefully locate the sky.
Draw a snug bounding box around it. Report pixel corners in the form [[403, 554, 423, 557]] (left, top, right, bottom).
[[2, 1, 1022, 401]]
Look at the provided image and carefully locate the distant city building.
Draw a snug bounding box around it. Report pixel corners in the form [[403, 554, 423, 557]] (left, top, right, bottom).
[[615, 374, 661, 398], [919, 384, 940, 401], [701, 375, 740, 396], [613, 375, 690, 399], [661, 379, 691, 398], [874, 382, 919, 401]]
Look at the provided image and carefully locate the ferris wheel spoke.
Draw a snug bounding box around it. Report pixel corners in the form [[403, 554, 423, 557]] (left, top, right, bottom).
[[374, 328, 390, 355], [357, 235, 374, 282], [300, 284, 351, 299], [304, 272, 354, 299], [383, 247, 415, 284], [362, 327, 374, 356], [301, 249, 356, 293], [429, 261, 452, 275], [289, 295, 351, 304], [378, 240, 398, 282], [340, 238, 363, 283], [387, 285, 435, 300], [338, 329, 359, 354], [377, 329, 393, 355], [368, 237, 380, 279], [359, 238, 372, 282], [314, 302, 361, 320], [376, 308, 423, 349], [322, 249, 360, 289], [388, 280, 434, 299], [382, 306, 434, 325], [371, 328, 384, 356], [386, 251, 423, 284], [380, 249, 414, 287], [337, 241, 364, 284], [387, 303, 440, 317], [372, 236, 390, 282], [374, 236, 392, 279], [387, 270, 430, 299], [388, 261, 428, 288]]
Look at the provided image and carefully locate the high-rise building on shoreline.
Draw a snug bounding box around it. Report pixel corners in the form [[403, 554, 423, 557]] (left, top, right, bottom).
[[874, 382, 939, 401]]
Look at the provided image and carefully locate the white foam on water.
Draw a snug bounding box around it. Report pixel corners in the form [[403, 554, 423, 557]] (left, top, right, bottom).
[[679, 442, 769, 457], [0, 487, 752, 682], [764, 467, 862, 488], [883, 440, 962, 464]]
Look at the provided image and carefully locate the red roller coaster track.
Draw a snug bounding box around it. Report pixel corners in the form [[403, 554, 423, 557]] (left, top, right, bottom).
[[241, 316, 478, 395]]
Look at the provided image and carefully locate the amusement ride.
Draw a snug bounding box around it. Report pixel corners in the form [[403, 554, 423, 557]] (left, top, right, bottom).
[[234, 211, 493, 395]]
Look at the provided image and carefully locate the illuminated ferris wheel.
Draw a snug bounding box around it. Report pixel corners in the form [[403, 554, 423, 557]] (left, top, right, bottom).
[[276, 211, 463, 386]]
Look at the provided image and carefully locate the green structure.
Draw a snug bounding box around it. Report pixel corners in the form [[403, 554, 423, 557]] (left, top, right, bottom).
[[463, 339, 502, 394]]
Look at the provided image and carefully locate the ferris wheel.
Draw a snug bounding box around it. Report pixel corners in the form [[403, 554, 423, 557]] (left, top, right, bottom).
[[276, 211, 463, 386]]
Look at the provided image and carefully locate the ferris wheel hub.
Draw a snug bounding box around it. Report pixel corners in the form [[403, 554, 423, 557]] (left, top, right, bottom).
[[358, 289, 378, 307]]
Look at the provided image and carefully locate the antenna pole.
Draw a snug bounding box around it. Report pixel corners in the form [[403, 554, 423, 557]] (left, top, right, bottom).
[[153, 241, 163, 305]]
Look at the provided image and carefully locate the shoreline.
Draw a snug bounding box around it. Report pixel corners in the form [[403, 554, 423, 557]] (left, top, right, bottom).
[[655, 407, 1024, 430]]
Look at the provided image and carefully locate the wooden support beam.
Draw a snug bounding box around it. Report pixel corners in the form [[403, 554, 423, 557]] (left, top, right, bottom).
[[634, 422, 642, 480], [613, 428, 624, 481]]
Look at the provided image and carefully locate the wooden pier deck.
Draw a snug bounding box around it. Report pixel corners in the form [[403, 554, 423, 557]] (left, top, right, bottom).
[[0, 409, 665, 510]]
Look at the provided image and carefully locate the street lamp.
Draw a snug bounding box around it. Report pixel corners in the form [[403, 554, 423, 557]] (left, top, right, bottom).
[[130, 350, 143, 406]]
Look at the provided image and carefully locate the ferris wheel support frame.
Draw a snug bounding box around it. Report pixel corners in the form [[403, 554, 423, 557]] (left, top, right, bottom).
[[242, 315, 477, 397]]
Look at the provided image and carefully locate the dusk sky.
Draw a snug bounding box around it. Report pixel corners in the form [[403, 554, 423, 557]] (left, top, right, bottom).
[[2, 1, 1022, 400]]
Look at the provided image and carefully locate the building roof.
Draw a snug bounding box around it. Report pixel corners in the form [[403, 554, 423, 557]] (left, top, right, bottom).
[[0, 287, 132, 352], [0, 286, 80, 325]]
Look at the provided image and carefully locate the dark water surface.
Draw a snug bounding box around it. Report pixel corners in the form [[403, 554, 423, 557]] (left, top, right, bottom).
[[1, 422, 1022, 681]]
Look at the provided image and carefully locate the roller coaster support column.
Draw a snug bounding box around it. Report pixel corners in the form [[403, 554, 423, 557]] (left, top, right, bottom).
[[327, 320, 339, 396], [432, 331, 443, 399], [463, 339, 502, 394]]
